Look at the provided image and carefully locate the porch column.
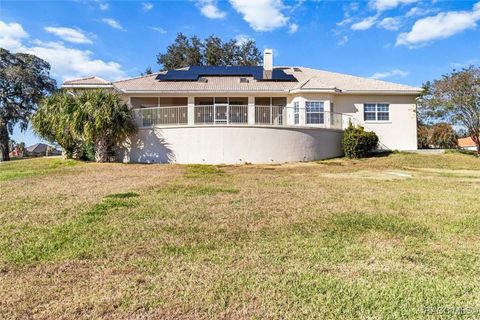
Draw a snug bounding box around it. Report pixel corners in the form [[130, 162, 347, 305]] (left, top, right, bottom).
[[299, 98, 306, 126], [324, 100, 331, 128], [188, 96, 195, 126], [248, 96, 255, 125]]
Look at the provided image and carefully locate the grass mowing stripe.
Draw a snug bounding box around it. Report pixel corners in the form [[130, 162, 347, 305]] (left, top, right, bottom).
[[3, 194, 138, 265]]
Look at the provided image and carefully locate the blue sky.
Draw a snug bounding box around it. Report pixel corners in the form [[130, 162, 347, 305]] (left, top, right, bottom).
[[1, 0, 479, 145]]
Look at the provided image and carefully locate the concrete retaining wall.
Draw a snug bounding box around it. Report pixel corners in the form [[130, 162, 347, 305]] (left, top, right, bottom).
[[116, 126, 344, 164]]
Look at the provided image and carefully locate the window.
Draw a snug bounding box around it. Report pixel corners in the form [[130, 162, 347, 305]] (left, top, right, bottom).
[[306, 101, 324, 124], [364, 103, 389, 121], [294, 101, 299, 124]]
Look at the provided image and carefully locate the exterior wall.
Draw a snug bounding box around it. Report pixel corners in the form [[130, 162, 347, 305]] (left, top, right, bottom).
[[121, 92, 418, 160], [333, 95, 418, 150], [116, 126, 344, 164]]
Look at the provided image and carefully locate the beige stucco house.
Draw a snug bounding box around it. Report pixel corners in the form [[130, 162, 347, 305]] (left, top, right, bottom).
[[62, 49, 421, 164]]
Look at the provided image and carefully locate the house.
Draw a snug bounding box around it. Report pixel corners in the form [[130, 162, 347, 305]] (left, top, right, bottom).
[[458, 137, 478, 151], [26, 143, 62, 157], [9, 147, 23, 158], [62, 49, 421, 164]]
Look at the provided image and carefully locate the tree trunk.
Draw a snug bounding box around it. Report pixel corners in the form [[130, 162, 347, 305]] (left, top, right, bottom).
[[0, 120, 10, 162], [71, 144, 83, 160], [472, 133, 480, 157], [94, 137, 108, 163]]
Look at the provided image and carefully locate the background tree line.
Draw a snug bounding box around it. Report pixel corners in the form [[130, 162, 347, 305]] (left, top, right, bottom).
[[154, 33, 262, 71], [418, 65, 480, 154]]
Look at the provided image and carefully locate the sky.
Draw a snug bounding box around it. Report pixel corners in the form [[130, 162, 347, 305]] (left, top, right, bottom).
[[1, 0, 480, 145]]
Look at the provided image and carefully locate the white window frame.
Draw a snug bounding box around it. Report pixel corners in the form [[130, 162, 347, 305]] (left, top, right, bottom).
[[293, 101, 300, 125], [364, 103, 390, 122], [305, 100, 325, 125]]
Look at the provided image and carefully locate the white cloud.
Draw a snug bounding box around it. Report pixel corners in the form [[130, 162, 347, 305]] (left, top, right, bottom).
[[92, 0, 109, 11], [396, 2, 480, 47], [44, 27, 93, 44], [371, 69, 409, 79], [142, 2, 153, 12], [0, 21, 28, 51], [288, 23, 298, 34], [26, 40, 127, 81], [351, 16, 378, 30], [378, 17, 401, 30], [405, 7, 439, 18], [450, 58, 480, 69], [234, 34, 253, 45], [197, 0, 226, 19], [101, 18, 124, 30], [338, 35, 349, 46], [0, 20, 127, 82], [149, 27, 167, 34], [369, 0, 419, 12], [99, 3, 109, 10], [229, 0, 289, 31], [349, 2, 360, 12], [337, 18, 353, 27]]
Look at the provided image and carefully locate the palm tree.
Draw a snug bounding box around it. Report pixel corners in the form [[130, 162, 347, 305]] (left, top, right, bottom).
[[32, 92, 80, 159], [75, 90, 136, 162]]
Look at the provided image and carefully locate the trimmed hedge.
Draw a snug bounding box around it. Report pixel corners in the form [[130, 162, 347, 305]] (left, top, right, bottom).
[[342, 123, 379, 158]]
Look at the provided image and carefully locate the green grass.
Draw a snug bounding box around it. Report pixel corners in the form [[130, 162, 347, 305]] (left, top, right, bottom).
[[0, 157, 80, 182], [0, 153, 479, 319]]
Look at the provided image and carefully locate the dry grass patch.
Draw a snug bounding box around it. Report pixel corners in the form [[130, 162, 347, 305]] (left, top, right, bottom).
[[1, 153, 480, 319]]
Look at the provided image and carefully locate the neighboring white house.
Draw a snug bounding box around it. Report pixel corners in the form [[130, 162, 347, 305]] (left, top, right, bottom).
[[62, 49, 421, 164]]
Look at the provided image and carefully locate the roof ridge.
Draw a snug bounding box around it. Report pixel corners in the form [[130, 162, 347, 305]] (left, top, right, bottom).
[[113, 72, 163, 84], [64, 75, 111, 84]]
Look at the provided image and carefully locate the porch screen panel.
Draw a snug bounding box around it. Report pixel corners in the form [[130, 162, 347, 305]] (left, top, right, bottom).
[[131, 97, 158, 127], [272, 97, 286, 125], [158, 97, 188, 125], [195, 97, 214, 124], [229, 97, 248, 124], [255, 97, 271, 124]]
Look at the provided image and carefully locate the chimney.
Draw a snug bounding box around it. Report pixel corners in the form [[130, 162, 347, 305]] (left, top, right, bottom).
[[263, 49, 273, 71]]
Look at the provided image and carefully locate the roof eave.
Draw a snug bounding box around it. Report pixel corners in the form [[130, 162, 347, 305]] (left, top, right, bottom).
[[289, 88, 340, 93], [340, 90, 422, 95], [119, 89, 291, 94], [61, 84, 114, 88]]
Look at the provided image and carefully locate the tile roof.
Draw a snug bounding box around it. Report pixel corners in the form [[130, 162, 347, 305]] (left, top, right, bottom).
[[63, 76, 112, 85], [63, 67, 422, 94], [458, 137, 477, 147]]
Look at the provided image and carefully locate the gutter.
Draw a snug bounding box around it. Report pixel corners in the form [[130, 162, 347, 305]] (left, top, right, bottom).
[[118, 89, 291, 94], [61, 84, 114, 89], [340, 90, 422, 95]]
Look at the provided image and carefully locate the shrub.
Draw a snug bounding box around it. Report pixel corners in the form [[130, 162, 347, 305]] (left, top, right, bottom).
[[429, 122, 457, 149], [342, 123, 379, 158], [417, 124, 430, 149]]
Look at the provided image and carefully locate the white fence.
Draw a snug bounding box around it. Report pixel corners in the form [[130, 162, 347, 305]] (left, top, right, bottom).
[[134, 106, 188, 127], [133, 105, 354, 130]]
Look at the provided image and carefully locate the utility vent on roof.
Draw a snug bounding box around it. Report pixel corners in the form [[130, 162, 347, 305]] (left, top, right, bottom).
[[198, 77, 208, 83], [239, 77, 249, 83], [293, 67, 302, 72]]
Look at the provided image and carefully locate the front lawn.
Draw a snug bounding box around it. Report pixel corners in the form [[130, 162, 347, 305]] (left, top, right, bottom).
[[0, 153, 479, 319]]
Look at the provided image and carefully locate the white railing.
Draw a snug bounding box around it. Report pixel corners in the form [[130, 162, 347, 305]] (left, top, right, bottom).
[[194, 105, 248, 125], [134, 106, 188, 127], [133, 105, 356, 130]]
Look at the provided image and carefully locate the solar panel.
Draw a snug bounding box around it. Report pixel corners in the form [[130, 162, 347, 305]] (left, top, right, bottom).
[[156, 66, 297, 81]]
